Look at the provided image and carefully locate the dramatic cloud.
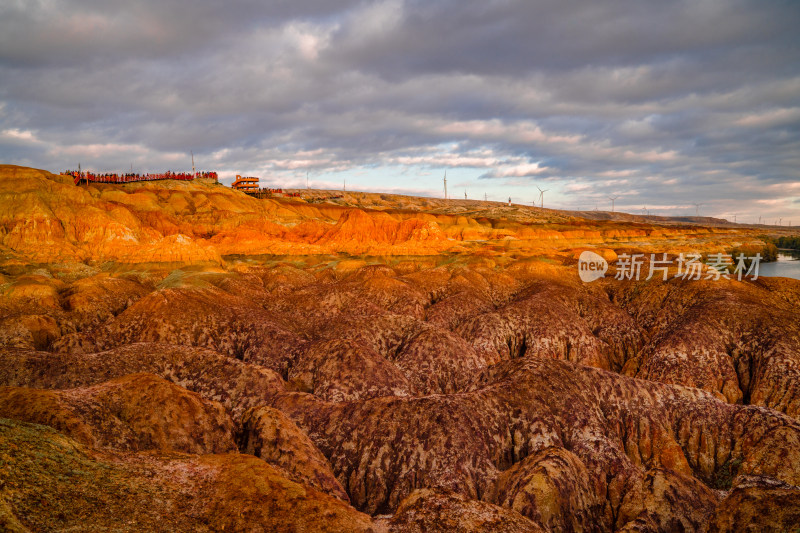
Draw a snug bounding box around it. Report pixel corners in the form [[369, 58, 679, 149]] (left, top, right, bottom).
[[1, 0, 799, 220]]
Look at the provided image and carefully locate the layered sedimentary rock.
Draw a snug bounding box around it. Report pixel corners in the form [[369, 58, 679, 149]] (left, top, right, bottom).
[[0, 165, 770, 263], [288, 338, 413, 401], [1, 165, 799, 531], [239, 405, 349, 501], [0, 418, 377, 533], [269, 357, 800, 530], [0, 373, 236, 453], [385, 489, 543, 532], [2, 259, 799, 530], [0, 343, 286, 424], [54, 285, 305, 378], [616, 275, 800, 417]]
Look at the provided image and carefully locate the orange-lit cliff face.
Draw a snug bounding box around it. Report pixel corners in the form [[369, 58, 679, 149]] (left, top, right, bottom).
[[1, 165, 799, 532], [0, 165, 773, 264]]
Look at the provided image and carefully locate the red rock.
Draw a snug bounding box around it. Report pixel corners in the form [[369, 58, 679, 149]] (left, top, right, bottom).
[[393, 324, 485, 394], [2, 165, 799, 530], [0, 343, 286, 424], [54, 286, 305, 378], [489, 447, 602, 531], [239, 405, 350, 501], [386, 488, 544, 532], [289, 338, 412, 402], [0, 373, 236, 453], [0, 418, 378, 532]]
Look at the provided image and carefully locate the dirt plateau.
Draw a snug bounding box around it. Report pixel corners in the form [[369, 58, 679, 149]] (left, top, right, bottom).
[[1, 165, 799, 532]]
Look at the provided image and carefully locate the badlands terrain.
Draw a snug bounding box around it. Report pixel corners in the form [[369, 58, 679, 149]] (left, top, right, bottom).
[[0, 164, 799, 532]]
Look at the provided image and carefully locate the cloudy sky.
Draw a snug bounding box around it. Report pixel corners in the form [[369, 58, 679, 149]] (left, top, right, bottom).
[[1, 0, 799, 221]]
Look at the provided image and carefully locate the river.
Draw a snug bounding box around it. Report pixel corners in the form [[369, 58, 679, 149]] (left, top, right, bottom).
[[758, 251, 800, 280]]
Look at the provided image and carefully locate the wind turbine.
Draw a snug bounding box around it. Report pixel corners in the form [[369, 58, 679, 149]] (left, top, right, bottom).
[[443, 171, 448, 200], [537, 186, 549, 209], [608, 195, 619, 212], [641, 206, 647, 216], [693, 203, 703, 216], [484, 193, 488, 201]]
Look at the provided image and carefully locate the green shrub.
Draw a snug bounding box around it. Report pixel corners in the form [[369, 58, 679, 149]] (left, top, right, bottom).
[[729, 242, 778, 264]]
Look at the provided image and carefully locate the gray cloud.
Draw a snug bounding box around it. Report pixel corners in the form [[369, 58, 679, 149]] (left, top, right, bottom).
[[1, 0, 799, 219]]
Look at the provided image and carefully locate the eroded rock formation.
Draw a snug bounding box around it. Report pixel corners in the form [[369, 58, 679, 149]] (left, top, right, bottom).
[[1, 166, 798, 531], [0, 373, 236, 453]]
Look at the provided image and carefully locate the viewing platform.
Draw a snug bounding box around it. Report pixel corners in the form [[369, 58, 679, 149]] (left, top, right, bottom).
[[232, 175, 259, 192]]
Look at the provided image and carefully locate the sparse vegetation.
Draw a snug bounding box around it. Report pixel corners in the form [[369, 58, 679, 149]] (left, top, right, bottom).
[[711, 457, 743, 490], [729, 241, 778, 263], [773, 235, 800, 251]]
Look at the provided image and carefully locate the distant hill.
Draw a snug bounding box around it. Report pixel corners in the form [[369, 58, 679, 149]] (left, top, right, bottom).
[[0, 165, 779, 265]]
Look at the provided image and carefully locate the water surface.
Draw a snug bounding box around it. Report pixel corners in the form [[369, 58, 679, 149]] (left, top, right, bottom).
[[758, 252, 800, 280]]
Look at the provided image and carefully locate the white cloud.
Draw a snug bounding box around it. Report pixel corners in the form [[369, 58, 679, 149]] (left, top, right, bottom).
[[0, 128, 40, 144], [734, 107, 800, 128]]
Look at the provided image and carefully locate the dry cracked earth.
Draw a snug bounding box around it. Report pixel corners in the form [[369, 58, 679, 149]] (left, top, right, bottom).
[[1, 166, 799, 532]]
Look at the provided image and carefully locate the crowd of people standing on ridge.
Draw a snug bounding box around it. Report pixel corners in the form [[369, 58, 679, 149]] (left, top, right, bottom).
[[64, 170, 218, 186]]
